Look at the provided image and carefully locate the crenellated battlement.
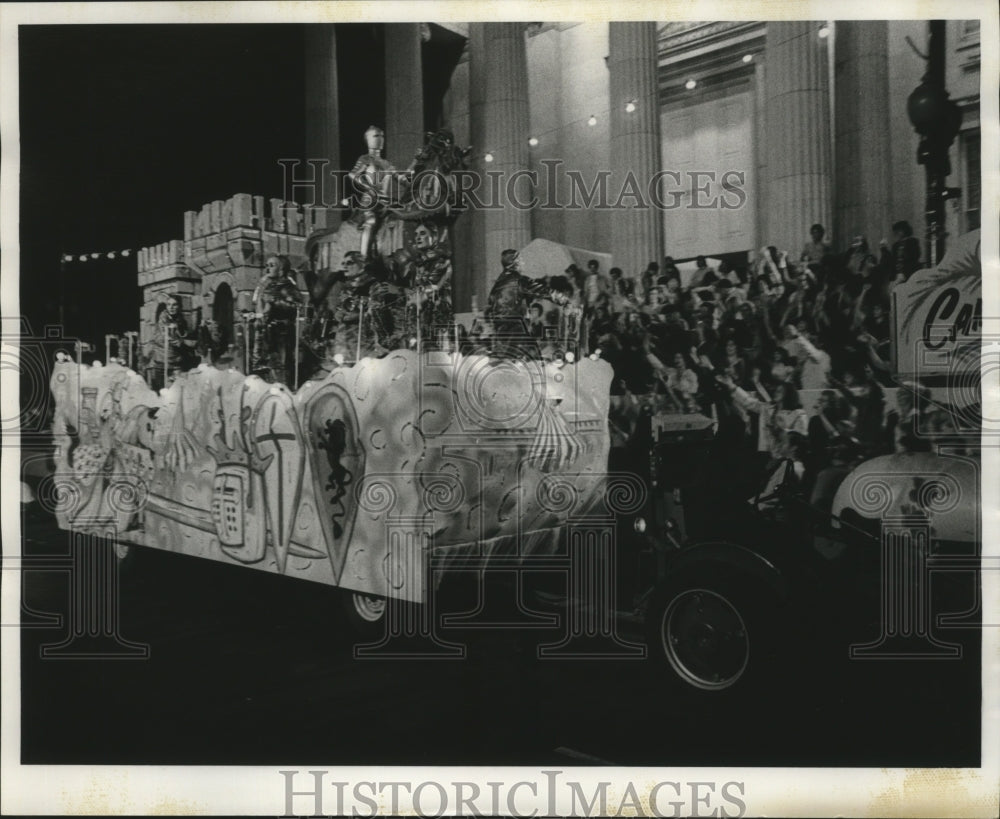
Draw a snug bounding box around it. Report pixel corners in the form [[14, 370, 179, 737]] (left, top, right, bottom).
[[180, 193, 333, 244], [137, 239, 186, 274], [138, 194, 334, 274]]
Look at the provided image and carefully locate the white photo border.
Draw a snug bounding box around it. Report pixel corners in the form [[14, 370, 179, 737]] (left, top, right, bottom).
[[1, 1, 997, 816]]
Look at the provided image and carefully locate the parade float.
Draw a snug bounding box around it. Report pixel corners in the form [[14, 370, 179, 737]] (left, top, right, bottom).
[[48, 128, 616, 615], [49, 350, 613, 605]]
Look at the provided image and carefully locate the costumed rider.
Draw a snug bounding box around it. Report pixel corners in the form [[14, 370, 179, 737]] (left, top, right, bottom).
[[347, 125, 398, 261], [406, 220, 454, 350], [331, 251, 390, 359], [484, 249, 570, 356], [153, 295, 197, 388], [252, 254, 303, 385]]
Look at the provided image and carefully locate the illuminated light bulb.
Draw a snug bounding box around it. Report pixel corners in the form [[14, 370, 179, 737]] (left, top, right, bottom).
[[121, 250, 130, 256], [593, 347, 602, 357], [742, 53, 753, 63], [565, 351, 575, 363], [333, 353, 345, 365], [108, 251, 116, 259], [484, 151, 494, 163], [587, 115, 597, 126], [528, 136, 538, 147], [818, 25, 830, 39], [685, 79, 697, 90], [408, 337, 418, 347], [91, 253, 100, 259], [625, 100, 636, 113]]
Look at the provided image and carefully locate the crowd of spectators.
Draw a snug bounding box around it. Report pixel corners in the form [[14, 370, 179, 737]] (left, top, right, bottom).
[[523, 221, 938, 498]]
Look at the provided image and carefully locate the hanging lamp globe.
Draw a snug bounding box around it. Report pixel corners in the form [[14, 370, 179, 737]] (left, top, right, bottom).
[[907, 79, 962, 142]]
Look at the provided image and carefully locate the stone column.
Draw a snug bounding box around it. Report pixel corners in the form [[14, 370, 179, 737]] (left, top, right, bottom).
[[480, 23, 532, 303], [384, 24, 425, 165], [447, 47, 474, 313], [608, 22, 663, 278], [465, 24, 487, 312], [834, 21, 892, 248], [305, 25, 341, 219], [753, 60, 768, 250], [763, 21, 832, 255]]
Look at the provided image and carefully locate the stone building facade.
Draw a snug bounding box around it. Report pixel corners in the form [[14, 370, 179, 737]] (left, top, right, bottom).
[[439, 21, 980, 303]]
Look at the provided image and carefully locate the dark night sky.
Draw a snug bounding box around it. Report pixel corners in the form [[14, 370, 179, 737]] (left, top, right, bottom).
[[19, 24, 308, 338]]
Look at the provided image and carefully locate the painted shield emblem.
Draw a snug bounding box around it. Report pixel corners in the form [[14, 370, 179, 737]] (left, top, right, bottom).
[[250, 387, 306, 573]]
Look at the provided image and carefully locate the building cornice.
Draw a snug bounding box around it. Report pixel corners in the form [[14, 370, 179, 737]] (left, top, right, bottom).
[[658, 21, 762, 52], [658, 21, 766, 103]]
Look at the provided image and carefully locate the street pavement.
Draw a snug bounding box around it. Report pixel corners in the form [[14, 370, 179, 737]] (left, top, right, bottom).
[[16, 509, 982, 768]]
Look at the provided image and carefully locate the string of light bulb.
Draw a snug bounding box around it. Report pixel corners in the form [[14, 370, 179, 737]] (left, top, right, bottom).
[[61, 249, 134, 264], [479, 97, 638, 163], [476, 46, 767, 163]]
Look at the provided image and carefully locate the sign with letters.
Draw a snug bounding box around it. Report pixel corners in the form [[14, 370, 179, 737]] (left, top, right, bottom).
[[893, 230, 981, 377]]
